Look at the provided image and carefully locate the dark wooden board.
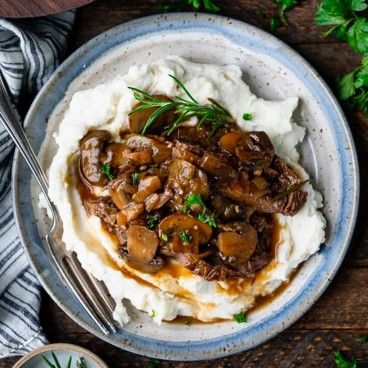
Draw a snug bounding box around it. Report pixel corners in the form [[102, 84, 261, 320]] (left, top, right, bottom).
[[0, 0, 94, 18], [2, 1, 368, 367]]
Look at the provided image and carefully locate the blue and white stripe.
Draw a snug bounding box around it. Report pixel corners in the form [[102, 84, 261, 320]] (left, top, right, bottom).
[[0, 11, 74, 358]]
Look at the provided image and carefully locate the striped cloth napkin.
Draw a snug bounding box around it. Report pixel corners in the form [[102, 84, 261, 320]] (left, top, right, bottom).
[[0, 11, 74, 358]]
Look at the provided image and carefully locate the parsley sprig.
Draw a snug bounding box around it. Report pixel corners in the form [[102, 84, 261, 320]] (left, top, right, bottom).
[[233, 311, 247, 323], [271, 0, 300, 31], [101, 163, 115, 181], [316, 0, 368, 115], [334, 350, 368, 368], [183, 194, 218, 228], [128, 75, 235, 137]]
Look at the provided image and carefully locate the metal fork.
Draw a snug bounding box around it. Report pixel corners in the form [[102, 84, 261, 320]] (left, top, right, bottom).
[[0, 72, 117, 335]]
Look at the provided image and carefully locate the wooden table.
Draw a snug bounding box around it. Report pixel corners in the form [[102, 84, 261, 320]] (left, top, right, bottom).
[[3, 1, 368, 367]]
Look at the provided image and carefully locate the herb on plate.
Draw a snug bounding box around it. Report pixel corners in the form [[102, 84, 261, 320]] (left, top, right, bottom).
[[233, 311, 247, 323], [101, 163, 115, 181], [271, 0, 300, 31], [128, 74, 235, 137], [160, 232, 169, 242], [178, 230, 192, 244], [359, 334, 368, 342], [131, 172, 140, 186], [242, 112, 253, 121], [149, 309, 156, 318], [159, 0, 220, 13], [184, 194, 218, 228], [147, 214, 160, 230]]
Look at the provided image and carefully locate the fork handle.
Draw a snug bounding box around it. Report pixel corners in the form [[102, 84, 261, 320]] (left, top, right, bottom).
[[0, 71, 54, 213]]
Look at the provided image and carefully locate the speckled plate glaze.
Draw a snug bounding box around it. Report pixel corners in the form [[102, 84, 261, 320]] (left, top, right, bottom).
[[12, 13, 359, 361]]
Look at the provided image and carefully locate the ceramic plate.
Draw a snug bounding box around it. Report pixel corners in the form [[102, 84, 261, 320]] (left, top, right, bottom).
[[12, 343, 108, 368], [12, 13, 359, 361]]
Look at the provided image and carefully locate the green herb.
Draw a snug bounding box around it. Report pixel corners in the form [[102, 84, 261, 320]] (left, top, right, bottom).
[[272, 180, 309, 201], [315, 0, 368, 115], [184, 193, 206, 213], [101, 163, 115, 181], [242, 112, 253, 121], [333, 350, 368, 368], [178, 230, 192, 244], [146, 357, 160, 368], [160, 232, 169, 242], [358, 334, 368, 342], [159, 0, 220, 12], [131, 172, 140, 186], [128, 75, 235, 137], [149, 309, 156, 318], [270, 15, 282, 32], [273, 0, 299, 24], [147, 215, 160, 230], [233, 311, 247, 323], [198, 213, 218, 228]]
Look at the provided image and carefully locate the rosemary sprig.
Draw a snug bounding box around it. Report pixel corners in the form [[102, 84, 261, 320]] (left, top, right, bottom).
[[128, 75, 235, 137]]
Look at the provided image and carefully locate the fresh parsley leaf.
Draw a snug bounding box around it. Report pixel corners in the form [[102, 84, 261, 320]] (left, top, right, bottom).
[[101, 163, 116, 181], [270, 16, 282, 32], [351, 0, 368, 11], [131, 172, 140, 186], [233, 311, 247, 323], [273, 0, 299, 25], [338, 70, 357, 100], [242, 112, 253, 121], [178, 230, 192, 244], [184, 193, 206, 213], [149, 309, 156, 318], [358, 333, 368, 342], [347, 17, 368, 55], [198, 213, 218, 228], [334, 350, 358, 368], [147, 215, 160, 230], [146, 357, 160, 368]]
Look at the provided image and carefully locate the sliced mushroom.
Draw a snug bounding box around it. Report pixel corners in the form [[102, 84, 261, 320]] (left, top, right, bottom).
[[132, 175, 162, 203], [79, 130, 111, 186], [217, 226, 258, 264], [172, 141, 201, 164], [158, 214, 212, 254], [116, 202, 145, 226], [121, 250, 164, 274], [145, 190, 172, 212], [105, 143, 129, 168], [124, 134, 172, 163], [127, 225, 159, 263], [108, 178, 131, 210], [129, 95, 175, 133], [218, 131, 243, 153]]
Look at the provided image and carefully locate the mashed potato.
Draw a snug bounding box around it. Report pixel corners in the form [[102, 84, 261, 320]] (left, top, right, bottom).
[[46, 56, 326, 325]]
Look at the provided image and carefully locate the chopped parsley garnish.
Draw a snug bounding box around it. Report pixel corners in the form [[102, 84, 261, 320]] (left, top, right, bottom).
[[198, 213, 218, 228], [160, 232, 169, 242], [183, 193, 206, 213], [101, 163, 115, 181], [178, 230, 192, 244], [131, 172, 140, 186], [242, 112, 253, 121], [146, 215, 159, 230], [146, 357, 160, 368], [149, 309, 156, 318], [233, 311, 247, 323]]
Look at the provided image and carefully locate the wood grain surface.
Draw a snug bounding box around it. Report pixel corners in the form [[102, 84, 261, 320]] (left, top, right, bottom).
[[0, 0, 94, 18], [2, 1, 368, 367]]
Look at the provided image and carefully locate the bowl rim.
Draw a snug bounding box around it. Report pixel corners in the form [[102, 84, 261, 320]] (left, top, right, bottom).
[[12, 12, 360, 361], [11, 343, 109, 368]]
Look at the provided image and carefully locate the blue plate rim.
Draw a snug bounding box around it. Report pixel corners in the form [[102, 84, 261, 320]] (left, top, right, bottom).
[[12, 12, 359, 361]]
